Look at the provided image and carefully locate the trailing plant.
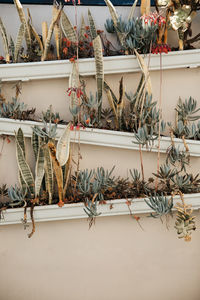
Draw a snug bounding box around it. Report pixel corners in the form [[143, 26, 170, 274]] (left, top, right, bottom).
[[145, 192, 173, 218]]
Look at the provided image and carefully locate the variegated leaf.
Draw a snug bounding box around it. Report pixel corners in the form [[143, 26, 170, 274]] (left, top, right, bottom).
[[56, 123, 71, 167], [61, 10, 77, 43], [35, 145, 45, 197], [16, 138, 34, 195]]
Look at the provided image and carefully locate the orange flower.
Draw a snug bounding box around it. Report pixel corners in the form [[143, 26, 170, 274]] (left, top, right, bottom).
[[85, 118, 90, 125]]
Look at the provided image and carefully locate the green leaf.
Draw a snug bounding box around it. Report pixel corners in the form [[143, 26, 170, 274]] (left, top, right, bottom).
[[16, 138, 34, 195]]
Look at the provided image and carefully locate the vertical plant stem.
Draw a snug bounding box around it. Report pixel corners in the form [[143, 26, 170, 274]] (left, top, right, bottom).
[[155, 53, 163, 190], [139, 144, 145, 182]]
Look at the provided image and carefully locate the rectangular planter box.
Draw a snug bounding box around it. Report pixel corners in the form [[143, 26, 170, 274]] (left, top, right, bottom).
[[0, 118, 200, 156], [1, 193, 200, 225], [0, 49, 200, 82]]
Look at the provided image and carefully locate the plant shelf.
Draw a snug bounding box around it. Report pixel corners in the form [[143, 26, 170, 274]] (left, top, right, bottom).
[[0, 49, 200, 82], [0, 117, 200, 156], [1, 193, 200, 225]]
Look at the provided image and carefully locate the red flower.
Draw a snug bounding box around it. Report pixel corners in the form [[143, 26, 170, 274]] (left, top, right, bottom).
[[84, 33, 89, 39], [70, 124, 74, 131], [66, 40, 71, 47], [85, 26, 90, 30], [0, 56, 4, 60], [69, 57, 75, 63], [63, 47, 68, 55]]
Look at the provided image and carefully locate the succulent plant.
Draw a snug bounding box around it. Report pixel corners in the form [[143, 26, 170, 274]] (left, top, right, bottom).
[[175, 202, 196, 241], [145, 193, 173, 218], [42, 106, 62, 124], [8, 185, 27, 207], [105, 16, 157, 54], [0, 97, 35, 120], [32, 119, 57, 141]]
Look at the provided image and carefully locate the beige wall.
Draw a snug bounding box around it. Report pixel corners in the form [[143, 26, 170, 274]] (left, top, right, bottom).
[[0, 213, 200, 300], [1, 4, 200, 300]]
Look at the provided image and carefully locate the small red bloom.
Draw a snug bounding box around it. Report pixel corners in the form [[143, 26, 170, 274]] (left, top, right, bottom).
[[63, 47, 68, 55], [66, 40, 71, 47], [85, 26, 90, 30], [69, 57, 75, 63], [70, 124, 74, 131], [84, 33, 89, 39], [0, 56, 4, 60]]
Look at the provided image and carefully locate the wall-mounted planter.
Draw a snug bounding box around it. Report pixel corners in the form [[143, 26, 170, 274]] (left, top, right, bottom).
[[0, 117, 200, 156], [0, 49, 200, 82], [1, 193, 200, 225]]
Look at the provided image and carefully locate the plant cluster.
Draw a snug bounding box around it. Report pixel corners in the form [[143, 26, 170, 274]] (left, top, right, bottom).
[[1, 0, 199, 63]]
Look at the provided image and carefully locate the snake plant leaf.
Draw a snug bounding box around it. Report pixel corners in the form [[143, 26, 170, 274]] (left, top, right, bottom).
[[140, 0, 150, 16], [48, 142, 64, 206], [0, 17, 10, 62], [35, 144, 45, 197], [16, 138, 34, 195], [103, 0, 125, 48], [69, 61, 80, 112], [14, 23, 25, 63], [16, 128, 27, 193], [9, 37, 15, 60], [42, 21, 48, 46], [53, 4, 61, 60], [13, 0, 31, 51], [27, 9, 44, 53], [79, 15, 86, 40], [88, 10, 97, 40], [93, 35, 104, 121], [104, 0, 118, 27], [31, 129, 39, 161], [128, 0, 138, 20], [42, 7, 62, 61], [16, 128, 25, 155], [135, 49, 152, 96], [61, 10, 77, 43], [44, 145, 53, 205], [56, 123, 71, 167], [54, 23, 61, 60]]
